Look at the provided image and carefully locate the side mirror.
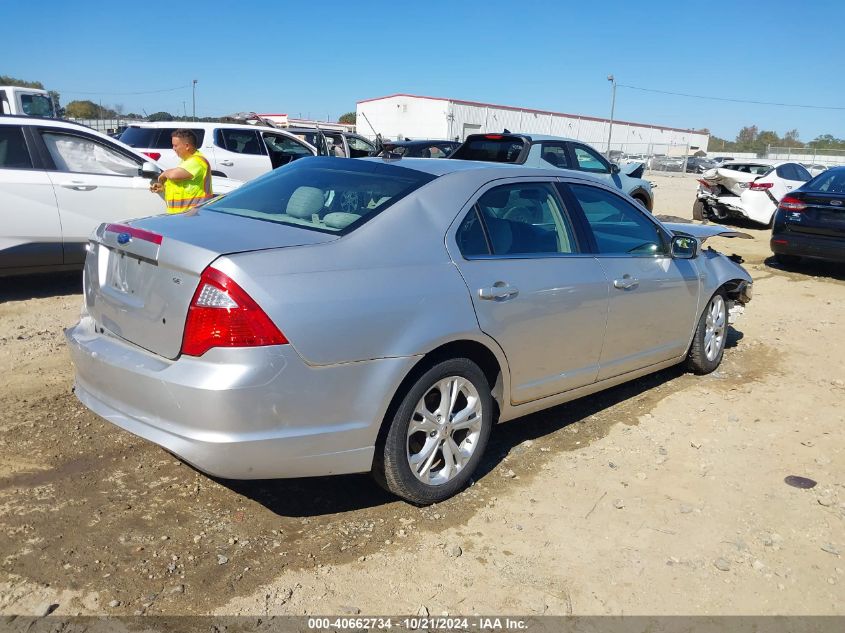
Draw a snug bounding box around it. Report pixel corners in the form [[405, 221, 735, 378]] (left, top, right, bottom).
[[610, 163, 620, 174], [140, 161, 161, 178], [671, 235, 699, 259]]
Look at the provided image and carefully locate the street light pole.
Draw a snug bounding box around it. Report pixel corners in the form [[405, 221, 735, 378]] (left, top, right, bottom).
[[192, 79, 197, 121], [606, 74, 616, 156]]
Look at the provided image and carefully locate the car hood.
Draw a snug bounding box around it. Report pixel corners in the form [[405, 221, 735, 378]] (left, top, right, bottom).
[[661, 222, 753, 243], [619, 161, 645, 179]]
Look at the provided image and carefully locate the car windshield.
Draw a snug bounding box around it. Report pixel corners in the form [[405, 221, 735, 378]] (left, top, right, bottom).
[[805, 170, 845, 193], [451, 136, 526, 163], [203, 157, 436, 234]]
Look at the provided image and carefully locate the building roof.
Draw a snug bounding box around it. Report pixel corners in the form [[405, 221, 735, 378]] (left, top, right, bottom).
[[357, 93, 704, 136]]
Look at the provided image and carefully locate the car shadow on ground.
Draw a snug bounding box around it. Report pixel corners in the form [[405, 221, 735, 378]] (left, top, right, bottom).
[[764, 255, 845, 283], [219, 360, 698, 517], [0, 272, 82, 301]]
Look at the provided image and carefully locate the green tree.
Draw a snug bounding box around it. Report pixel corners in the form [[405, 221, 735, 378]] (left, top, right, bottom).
[[147, 111, 175, 122], [65, 100, 99, 118], [735, 125, 758, 150], [64, 100, 116, 119], [338, 111, 356, 124]]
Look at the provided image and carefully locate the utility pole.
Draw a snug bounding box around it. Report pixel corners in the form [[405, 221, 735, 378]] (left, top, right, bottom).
[[606, 74, 616, 156], [192, 79, 197, 121]]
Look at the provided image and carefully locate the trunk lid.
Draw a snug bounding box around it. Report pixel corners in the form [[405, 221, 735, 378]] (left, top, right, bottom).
[[84, 211, 337, 359], [784, 192, 845, 238], [701, 167, 760, 197], [661, 222, 753, 243]]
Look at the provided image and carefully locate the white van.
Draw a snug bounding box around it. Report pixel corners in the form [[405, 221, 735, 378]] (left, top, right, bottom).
[[0, 86, 57, 117], [119, 122, 317, 182]]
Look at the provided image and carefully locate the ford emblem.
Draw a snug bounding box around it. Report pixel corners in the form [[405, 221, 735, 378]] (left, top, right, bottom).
[[117, 232, 131, 245], [831, 200, 843, 207]]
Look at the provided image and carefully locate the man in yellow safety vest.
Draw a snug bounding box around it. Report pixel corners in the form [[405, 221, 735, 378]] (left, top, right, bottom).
[[149, 129, 212, 213]]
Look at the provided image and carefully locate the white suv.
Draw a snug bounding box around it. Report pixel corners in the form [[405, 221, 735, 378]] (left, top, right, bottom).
[[0, 116, 241, 277], [120, 122, 317, 182]]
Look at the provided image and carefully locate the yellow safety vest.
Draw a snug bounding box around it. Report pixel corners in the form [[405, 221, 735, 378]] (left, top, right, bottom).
[[164, 151, 213, 214]]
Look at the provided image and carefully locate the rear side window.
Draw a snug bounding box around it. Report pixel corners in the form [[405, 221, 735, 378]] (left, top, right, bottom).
[[218, 129, 264, 155], [473, 183, 577, 255], [152, 128, 204, 149], [120, 127, 205, 148], [119, 127, 159, 148], [0, 126, 33, 168], [204, 157, 435, 234], [451, 136, 526, 163], [539, 143, 571, 169]]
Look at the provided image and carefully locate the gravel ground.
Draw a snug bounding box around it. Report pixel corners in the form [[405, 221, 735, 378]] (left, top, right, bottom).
[[0, 173, 843, 616]]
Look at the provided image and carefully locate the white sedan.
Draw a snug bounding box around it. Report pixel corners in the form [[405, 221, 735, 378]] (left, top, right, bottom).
[[693, 160, 812, 226], [0, 116, 241, 277]]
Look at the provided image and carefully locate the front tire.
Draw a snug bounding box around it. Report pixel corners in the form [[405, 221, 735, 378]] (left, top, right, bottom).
[[687, 291, 729, 375], [376, 358, 493, 504], [692, 199, 706, 221]]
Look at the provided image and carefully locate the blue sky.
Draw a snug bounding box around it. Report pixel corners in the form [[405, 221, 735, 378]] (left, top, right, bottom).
[[5, 0, 844, 141]]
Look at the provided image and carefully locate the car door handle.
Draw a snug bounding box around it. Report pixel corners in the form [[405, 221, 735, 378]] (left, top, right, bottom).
[[613, 276, 639, 290], [219, 160, 234, 166], [60, 181, 97, 191], [479, 282, 519, 301]]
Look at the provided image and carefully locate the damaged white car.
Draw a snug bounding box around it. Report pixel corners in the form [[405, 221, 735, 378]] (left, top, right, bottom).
[[693, 160, 812, 226]]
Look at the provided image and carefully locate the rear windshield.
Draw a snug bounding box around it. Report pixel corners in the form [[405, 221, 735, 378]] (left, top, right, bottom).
[[451, 136, 526, 163], [722, 163, 772, 175], [120, 127, 205, 149], [806, 170, 845, 193], [203, 157, 436, 234]]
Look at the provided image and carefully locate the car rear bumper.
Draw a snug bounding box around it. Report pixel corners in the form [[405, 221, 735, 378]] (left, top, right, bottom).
[[66, 315, 418, 479], [771, 232, 845, 263]]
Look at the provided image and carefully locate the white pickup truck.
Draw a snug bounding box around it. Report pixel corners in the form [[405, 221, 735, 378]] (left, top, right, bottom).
[[0, 86, 57, 117]]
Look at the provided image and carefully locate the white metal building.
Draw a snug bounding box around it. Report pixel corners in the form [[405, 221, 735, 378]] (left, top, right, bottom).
[[356, 93, 710, 156]]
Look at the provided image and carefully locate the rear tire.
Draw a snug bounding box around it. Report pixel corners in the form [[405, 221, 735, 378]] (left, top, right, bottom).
[[375, 358, 493, 505], [687, 290, 728, 375]]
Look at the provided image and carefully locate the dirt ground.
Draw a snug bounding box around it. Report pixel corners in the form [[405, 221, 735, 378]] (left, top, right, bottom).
[[1, 173, 843, 617]]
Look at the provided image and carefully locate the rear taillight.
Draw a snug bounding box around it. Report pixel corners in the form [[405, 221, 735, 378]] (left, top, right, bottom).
[[181, 267, 287, 357], [778, 196, 807, 212], [697, 179, 711, 188], [142, 152, 161, 161], [749, 181, 774, 190], [484, 134, 503, 140]]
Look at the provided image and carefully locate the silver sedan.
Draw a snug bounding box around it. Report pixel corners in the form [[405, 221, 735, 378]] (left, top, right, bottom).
[[66, 156, 752, 504]]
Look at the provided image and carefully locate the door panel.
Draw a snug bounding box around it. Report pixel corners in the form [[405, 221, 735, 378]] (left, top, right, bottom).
[[0, 125, 62, 269], [594, 256, 699, 379], [451, 183, 609, 403], [211, 129, 271, 181], [0, 168, 62, 269], [38, 129, 166, 264], [566, 182, 700, 380]]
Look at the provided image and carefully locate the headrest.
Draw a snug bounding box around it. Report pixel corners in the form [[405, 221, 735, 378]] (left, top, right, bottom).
[[286, 186, 324, 219], [323, 212, 360, 230]]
